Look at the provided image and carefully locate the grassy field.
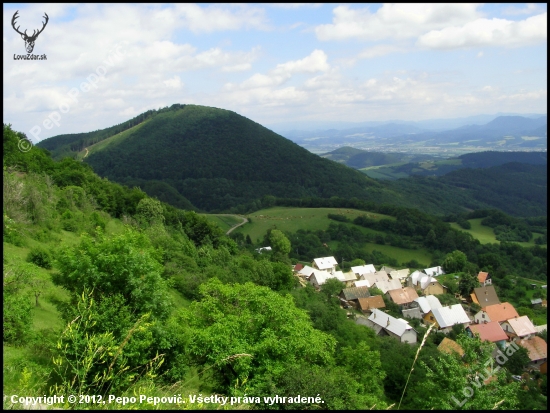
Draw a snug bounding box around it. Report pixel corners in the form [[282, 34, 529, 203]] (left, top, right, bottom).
[[234, 207, 392, 243], [362, 243, 433, 267], [201, 214, 244, 233], [450, 219, 546, 247]]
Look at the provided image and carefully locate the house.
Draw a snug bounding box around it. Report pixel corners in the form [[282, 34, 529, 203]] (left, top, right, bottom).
[[516, 336, 547, 371], [427, 304, 471, 334], [477, 271, 492, 286], [414, 295, 442, 315], [408, 271, 445, 295], [471, 285, 500, 307], [372, 278, 402, 294], [357, 296, 385, 314], [350, 264, 376, 277], [534, 324, 547, 334], [386, 287, 419, 309], [424, 266, 445, 277], [336, 271, 358, 287], [361, 308, 417, 344], [402, 307, 422, 320], [293, 263, 304, 273], [255, 246, 272, 253], [474, 302, 519, 324], [466, 322, 508, 349], [531, 298, 543, 307], [361, 270, 389, 285], [438, 337, 465, 357], [309, 270, 340, 289], [408, 270, 426, 288], [297, 265, 317, 279], [352, 280, 370, 288], [501, 316, 537, 341], [339, 287, 371, 308], [312, 256, 338, 272], [389, 268, 410, 284]]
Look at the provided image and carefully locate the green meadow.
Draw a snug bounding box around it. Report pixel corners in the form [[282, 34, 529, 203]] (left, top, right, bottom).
[[201, 214, 244, 233], [233, 206, 392, 243], [450, 218, 545, 247]]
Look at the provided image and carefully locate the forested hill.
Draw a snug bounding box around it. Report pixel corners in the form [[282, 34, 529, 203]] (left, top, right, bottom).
[[38, 104, 379, 212]]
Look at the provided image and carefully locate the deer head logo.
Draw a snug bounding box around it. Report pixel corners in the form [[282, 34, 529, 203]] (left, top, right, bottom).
[[11, 10, 49, 54]]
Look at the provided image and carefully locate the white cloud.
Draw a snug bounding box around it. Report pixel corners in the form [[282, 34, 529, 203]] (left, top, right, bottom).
[[502, 3, 542, 16], [272, 49, 329, 75], [173, 3, 268, 33], [163, 75, 183, 89], [315, 4, 480, 41], [417, 12, 547, 49], [477, 51, 483, 58], [358, 44, 406, 59]]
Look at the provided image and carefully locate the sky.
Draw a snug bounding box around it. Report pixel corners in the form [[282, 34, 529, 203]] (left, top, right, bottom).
[[3, 3, 547, 142]]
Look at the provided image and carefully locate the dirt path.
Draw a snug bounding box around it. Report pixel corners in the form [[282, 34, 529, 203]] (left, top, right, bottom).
[[83, 147, 89, 158], [216, 214, 248, 235]]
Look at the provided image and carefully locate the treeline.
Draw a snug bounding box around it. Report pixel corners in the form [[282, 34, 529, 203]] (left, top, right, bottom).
[[36, 104, 187, 159]]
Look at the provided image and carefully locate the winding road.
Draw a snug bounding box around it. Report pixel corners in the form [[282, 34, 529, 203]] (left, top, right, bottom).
[[216, 214, 248, 235]]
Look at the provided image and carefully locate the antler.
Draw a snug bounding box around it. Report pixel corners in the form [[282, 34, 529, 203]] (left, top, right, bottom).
[[11, 11, 49, 40], [33, 12, 49, 39], [11, 10, 26, 37]]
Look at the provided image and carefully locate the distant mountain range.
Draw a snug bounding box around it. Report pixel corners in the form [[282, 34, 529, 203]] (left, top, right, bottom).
[[36, 105, 546, 217], [278, 115, 547, 154]]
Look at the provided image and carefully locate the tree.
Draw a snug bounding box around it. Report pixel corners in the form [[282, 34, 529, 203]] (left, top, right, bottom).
[[182, 278, 336, 394], [414, 333, 521, 409], [458, 271, 480, 297], [53, 228, 171, 320], [321, 278, 344, 301], [269, 229, 291, 255], [3, 263, 34, 344], [442, 250, 468, 274], [136, 197, 165, 227]]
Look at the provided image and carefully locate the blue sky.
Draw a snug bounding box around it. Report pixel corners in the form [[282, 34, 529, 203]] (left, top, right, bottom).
[[3, 3, 547, 142]]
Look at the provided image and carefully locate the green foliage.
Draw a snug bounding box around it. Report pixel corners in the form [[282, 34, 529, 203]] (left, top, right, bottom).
[[3, 263, 35, 344], [182, 278, 336, 393], [51, 290, 165, 396], [268, 229, 291, 255], [26, 246, 53, 269], [53, 228, 171, 320], [442, 250, 468, 274], [458, 271, 480, 297], [136, 197, 165, 227], [414, 333, 521, 409]]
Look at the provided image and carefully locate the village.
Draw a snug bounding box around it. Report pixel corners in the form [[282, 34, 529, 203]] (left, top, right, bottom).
[[293, 256, 547, 375]]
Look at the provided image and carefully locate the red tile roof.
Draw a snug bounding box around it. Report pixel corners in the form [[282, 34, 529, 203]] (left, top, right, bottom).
[[294, 263, 304, 272], [482, 302, 519, 323], [517, 336, 547, 362], [468, 321, 508, 343], [358, 296, 386, 311], [478, 271, 489, 283], [387, 287, 419, 305]]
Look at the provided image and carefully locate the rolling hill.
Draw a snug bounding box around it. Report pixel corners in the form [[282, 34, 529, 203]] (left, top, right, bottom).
[[37, 104, 380, 212]]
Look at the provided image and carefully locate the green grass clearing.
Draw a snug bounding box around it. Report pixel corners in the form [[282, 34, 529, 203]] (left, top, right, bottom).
[[201, 214, 244, 233], [450, 219, 546, 246], [362, 243, 432, 267], [235, 207, 392, 243]]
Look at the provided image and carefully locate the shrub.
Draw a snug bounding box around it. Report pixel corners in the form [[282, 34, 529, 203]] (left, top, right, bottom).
[[26, 247, 53, 269]]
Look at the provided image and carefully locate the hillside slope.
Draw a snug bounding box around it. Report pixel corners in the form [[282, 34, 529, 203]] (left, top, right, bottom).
[[39, 104, 379, 212]]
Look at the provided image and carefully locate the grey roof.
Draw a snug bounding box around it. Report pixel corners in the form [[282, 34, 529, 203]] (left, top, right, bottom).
[[402, 307, 422, 320], [431, 304, 470, 328], [368, 308, 415, 337], [414, 295, 442, 314], [531, 298, 543, 305], [340, 286, 371, 301], [473, 285, 500, 307]]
